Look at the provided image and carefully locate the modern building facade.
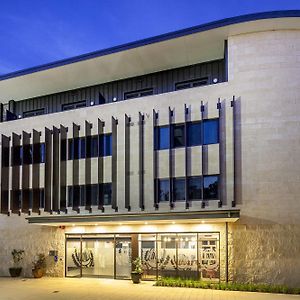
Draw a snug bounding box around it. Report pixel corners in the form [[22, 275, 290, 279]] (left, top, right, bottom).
[[0, 11, 299, 287]]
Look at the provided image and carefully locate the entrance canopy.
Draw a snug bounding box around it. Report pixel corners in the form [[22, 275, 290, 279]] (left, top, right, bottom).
[[26, 209, 239, 226]]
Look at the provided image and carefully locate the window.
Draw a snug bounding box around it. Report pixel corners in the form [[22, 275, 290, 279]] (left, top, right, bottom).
[[62, 100, 86, 111], [172, 124, 185, 148], [173, 178, 185, 201], [99, 134, 112, 157], [12, 145, 22, 166], [203, 119, 219, 145], [154, 126, 170, 150], [33, 143, 45, 164], [187, 122, 201, 147], [80, 137, 86, 159], [203, 175, 219, 199], [175, 77, 208, 91], [102, 183, 112, 205], [23, 108, 45, 118], [91, 136, 98, 157], [23, 144, 32, 165], [156, 179, 169, 202], [188, 176, 202, 200], [124, 88, 153, 100]]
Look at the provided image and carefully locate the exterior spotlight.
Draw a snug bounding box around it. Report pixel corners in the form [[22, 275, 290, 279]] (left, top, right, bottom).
[[113, 97, 117, 102], [90, 101, 94, 106], [213, 78, 218, 83], [18, 115, 22, 119]]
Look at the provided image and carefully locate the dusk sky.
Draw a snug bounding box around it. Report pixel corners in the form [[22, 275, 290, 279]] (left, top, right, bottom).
[[1, 0, 300, 75]]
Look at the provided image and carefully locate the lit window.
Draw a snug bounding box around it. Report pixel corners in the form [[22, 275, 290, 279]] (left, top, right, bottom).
[[156, 179, 169, 202]]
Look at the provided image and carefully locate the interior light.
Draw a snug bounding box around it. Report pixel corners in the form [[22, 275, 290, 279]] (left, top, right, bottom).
[[144, 222, 148, 225], [172, 221, 175, 224], [201, 221, 205, 224], [72, 224, 75, 227], [119, 222, 123, 225], [95, 223, 98, 226]]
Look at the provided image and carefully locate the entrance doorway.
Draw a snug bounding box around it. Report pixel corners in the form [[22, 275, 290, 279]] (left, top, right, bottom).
[[66, 234, 132, 279]]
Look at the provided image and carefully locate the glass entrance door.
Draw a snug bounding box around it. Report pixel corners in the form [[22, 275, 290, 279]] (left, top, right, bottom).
[[115, 236, 132, 279], [66, 238, 81, 277]]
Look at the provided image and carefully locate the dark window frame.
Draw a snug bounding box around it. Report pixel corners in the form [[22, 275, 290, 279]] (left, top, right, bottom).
[[175, 77, 209, 91], [124, 88, 154, 100], [23, 108, 45, 118], [62, 100, 87, 111]]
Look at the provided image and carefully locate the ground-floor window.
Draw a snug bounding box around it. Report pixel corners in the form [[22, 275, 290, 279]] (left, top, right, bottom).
[[65, 232, 219, 281]]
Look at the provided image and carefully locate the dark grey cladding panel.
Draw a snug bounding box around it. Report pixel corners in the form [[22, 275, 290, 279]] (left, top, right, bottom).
[[11, 132, 21, 214], [111, 116, 118, 211], [85, 120, 92, 210], [32, 129, 41, 213], [138, 112, 144, 210], [22, 131, 31, 213], [72, 123, 80, 211], [60, 125, 68, 212], [44, 127, 52, 212], [1, 134, 10, 214], [13, 59, 225, 116], [98, 119, 104, 209], [52, 126, 60, 212], [124, 114, 130, 210]]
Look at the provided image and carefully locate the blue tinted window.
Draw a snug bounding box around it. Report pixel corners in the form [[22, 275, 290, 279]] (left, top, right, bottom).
[[157, 179, 169, 202], [203, 119, 219, 145], [99, 134, 112, 156], [203, 175, 219, 199], [40, 143, 45, 163], [187, 122, 201, 147], [91, 136, 98, 157], [173, 178, 185, 201], [188, 176, 202, 200], [154, 126, 170, 150]]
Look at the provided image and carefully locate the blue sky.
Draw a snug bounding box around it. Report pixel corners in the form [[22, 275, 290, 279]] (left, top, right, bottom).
[[0, 0, 299, 74]]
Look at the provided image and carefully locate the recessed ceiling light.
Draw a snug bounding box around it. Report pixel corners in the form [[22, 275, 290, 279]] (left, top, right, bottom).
[[172, 221, 175, 224], [144, 222, 148, 225]]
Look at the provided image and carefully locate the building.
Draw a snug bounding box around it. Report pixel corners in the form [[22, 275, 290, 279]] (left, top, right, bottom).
[[0, 11, 299, 287]]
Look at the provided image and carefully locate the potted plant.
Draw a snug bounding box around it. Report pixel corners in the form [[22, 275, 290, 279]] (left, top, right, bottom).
[[32, 253, 47, 278], [131, 257, 143, 284], [9, 249, 25, 277]]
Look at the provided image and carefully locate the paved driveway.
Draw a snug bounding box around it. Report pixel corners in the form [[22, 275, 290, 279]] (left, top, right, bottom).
[[0, 277, 298, 300]]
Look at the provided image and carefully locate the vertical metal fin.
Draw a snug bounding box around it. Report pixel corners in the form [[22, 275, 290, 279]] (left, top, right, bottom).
[[22, 131, 31, 213], [44, 127, 53, 213], [124, 114, 130, 211], [111, 117, 118, 211], [32, 129, 41, 213]]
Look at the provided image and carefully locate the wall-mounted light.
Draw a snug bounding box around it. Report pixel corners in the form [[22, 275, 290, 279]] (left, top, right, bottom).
[[213, 78, 218, 83], [18, 115, 22, 119], [90, 101, 94, 106], [113, 97, 117, 102]]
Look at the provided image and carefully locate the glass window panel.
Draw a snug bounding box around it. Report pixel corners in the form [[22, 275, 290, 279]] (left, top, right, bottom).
[[188, 176, 202, 200], [80, 138, 86, 159], [104, 134, 112, 156], [68, 139, 73, 160], [187, 122, 201, 147], [157, 179, 169, 202], [198, 233, 220, 281], [173, 178, 185, 201], [66, 239, 81, 277], [203, 175, 219, 200], [91, 136, 98, 157], [203, 119, 219, 145], [157, 234, 177, 278], [172, 124, 185, 148], [73, 138, 80, 160], [177, 234, 198, 279], [103, 183, 112, 205], [139, 233, 157, 280], [155, 126, 170, 150]]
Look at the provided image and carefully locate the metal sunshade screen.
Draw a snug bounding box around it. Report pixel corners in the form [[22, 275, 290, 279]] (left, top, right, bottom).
[[52, 126, 60, 212], [32, 129, 41, 213], [124, 114, 130, 210], [44, 127, 53, 212], [97, 119, 104, 209], [11, 132, 21, 214], [85, 121, 92, 210], [138, 112, 144, 210], [111, 117, 118, 211], [184, 104, 189, 209], [1, 135, 10, 214], [72, 123, 80, 211], [60, 125, 68, 212], [21, 131, 31, 213]]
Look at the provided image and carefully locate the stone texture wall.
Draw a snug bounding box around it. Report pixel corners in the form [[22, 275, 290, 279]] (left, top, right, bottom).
[[0, 215, 65, 277], [228, 223, 300, 288]]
